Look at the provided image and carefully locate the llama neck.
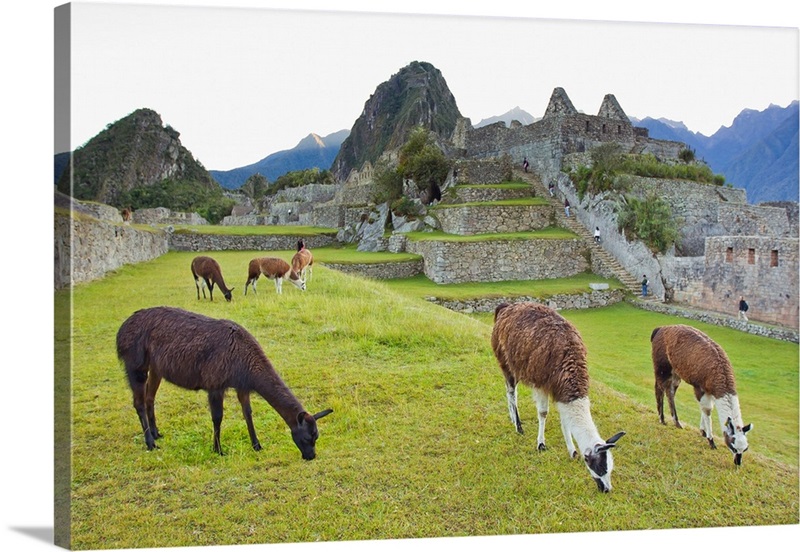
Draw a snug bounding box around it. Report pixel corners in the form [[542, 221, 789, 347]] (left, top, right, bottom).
[[715, 393, 743, 429], [212, 273, 231, 293], [557, 397, 603, 453], [250, 362, 305, 427]]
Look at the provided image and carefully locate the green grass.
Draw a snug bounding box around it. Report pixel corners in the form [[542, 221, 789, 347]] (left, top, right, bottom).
[[432, 197, 550, 208], [62, 252, 798, 549], [454, 182, 532, 190], [405, 228, 578, 242], [384, 272, 624, 301], [167, 224, 339, 236]]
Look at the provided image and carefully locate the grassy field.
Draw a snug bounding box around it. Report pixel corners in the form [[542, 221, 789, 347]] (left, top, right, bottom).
[[61, 250, 798, 550]]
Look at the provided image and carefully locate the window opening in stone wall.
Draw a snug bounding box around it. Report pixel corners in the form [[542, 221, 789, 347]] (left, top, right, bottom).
[[602, 123, 607, 133], [586, 121, 590, 132], [617, 125, 622, 134], [726, 247, 733, 262], [748, 248, 755, 264], [771, 250, 779, 267]]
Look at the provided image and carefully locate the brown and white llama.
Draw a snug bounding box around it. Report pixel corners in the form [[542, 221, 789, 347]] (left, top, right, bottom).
[[244, 257, 305, 295], [191, 256, 234, 302], [651, 324, 752, 465], [291, 248, 313, 283], [117, 306, 332, 459], [492, 302, 625, 492]]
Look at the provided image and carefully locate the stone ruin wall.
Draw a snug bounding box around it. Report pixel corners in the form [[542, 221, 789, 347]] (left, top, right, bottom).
[[405, 238, 590, 284], [132, 207, 209, 226], [700, 236, 798, 328], [55, 210, 169, 289], [435, 204, 554, 235]]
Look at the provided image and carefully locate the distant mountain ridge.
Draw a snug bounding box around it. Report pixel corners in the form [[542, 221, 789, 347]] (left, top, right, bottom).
[[474, 106, 537, 128], [631, 101, 798, 203], [209, 129, 349, 189]]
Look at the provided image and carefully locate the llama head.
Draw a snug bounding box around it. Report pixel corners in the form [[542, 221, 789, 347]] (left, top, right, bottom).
[[584, 431, 625, 492], [723, 417, 752, 466], [287, 270, 306, 291], [223, 288, 234, 302], [291, 409, 333, 460]]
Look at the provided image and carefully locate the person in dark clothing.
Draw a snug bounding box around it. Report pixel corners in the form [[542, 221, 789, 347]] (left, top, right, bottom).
[[738, 295, 749, 321], [641, 275, 648, 297]]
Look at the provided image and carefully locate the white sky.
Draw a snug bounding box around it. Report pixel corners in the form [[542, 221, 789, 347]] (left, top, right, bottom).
[[1, 2, 799, 552], [63, 0, 799, 171]]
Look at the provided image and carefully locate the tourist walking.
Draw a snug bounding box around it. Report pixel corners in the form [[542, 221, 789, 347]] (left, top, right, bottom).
[[738, 295, 749, 321], [594, 226, 601, 243], [564, 198, 570, 217], [641, 275, 648, 297], [548, 182, 555, 197], [522, 157, 529, 173]]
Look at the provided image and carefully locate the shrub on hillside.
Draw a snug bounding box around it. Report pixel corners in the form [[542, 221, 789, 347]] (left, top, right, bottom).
[[616, 194, 679, 254]]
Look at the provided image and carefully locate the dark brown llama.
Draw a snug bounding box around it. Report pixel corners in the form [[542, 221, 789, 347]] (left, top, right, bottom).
[[116, 306, 332, 460]]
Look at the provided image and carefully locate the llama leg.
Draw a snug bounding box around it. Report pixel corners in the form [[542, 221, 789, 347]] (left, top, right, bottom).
[[655, 380, 666, 425], [275, 278, 283, 294], [665, 375, 683, 428], [531, 386, 549, 451], [504, 377, 523, 434], [127, 366, 157, 450], [208, 390, 225, 455], [698, 393, 716, 448], [145, 373, 163, 440], [237, 389, 262, 451], [206, 278, 215, 301], [194, 277, 202, 300]]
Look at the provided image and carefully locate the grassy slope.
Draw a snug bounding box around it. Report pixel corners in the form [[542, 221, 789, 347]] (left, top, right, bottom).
[[64, 251, 798, 549]]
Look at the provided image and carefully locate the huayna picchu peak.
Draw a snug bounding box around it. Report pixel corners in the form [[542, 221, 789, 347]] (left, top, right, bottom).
[[331, 61, 462, 182]]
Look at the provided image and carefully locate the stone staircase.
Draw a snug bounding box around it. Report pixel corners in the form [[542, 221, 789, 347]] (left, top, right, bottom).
[[512, 169, 656, 300]]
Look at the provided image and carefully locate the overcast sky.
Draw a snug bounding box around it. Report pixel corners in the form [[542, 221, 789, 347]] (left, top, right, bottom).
[[62, 1, 799, 171]]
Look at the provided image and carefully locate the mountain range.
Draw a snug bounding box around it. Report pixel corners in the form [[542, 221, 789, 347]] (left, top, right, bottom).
[[474, 106, 538, 128], [209, 129, 349, 189], [208, 101, 797, 203], [630, 100, 798, 203]]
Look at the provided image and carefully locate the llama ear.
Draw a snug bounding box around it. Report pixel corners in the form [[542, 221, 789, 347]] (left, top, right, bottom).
[[742, 423, 753, 433], [297, 412, 308, 425], [606, 431, 625, 445], [725, 417, 735, 435], [313, 408, 333, 420]]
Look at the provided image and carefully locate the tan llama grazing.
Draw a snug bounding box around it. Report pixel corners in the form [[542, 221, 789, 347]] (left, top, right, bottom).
[[492, 302, 625, 492], [244, 257, 305, 295], [190, 256, 234, 302], [291, 248, 313, 283], [651, 324, 752, 465]]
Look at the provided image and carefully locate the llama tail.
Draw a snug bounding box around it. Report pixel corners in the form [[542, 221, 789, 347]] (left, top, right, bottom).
[[494, 302, 510, 322]]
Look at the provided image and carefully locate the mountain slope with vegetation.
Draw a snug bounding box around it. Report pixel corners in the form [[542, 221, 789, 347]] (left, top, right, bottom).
[[55, 108, 234, 223]]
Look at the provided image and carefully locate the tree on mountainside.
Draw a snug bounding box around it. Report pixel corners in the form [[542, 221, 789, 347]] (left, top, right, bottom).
[[240, 173, 270, 200], [397, 127, 450, 204]]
